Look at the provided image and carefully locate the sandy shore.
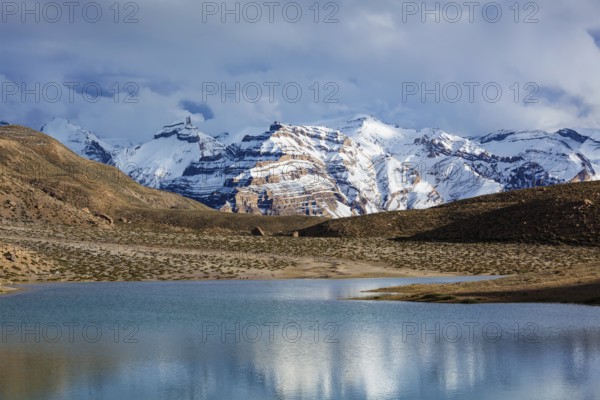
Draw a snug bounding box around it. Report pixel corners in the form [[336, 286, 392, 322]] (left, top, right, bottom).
[[0, 248, 459, 295], [0, 285, 20, 295], [0, 263, 459, 295], [238, 258, 459, 280], [4, 260, 600, 306]]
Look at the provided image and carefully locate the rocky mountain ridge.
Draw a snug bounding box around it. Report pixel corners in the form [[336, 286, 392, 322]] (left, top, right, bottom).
[[40, 116, 600, 217]]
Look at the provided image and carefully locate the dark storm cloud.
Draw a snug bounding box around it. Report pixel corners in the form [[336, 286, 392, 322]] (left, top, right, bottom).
[[146, 80, 181, 96], [589, 30, 600, 48], [180, 100, 215, 121], [537, 87, 594, 118]]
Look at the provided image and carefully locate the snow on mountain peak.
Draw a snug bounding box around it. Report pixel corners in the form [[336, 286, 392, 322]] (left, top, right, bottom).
[[153, 116, 216, 144], [112, 117, 226, 189], [41, 117, 87, 142], [41, 118, 117, 164]]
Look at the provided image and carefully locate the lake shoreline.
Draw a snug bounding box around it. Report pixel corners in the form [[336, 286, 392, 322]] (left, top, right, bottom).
[[0, 285, 21, 296], [5, 269, 600, 307], [5, 258, 600, 307], [0, 268, 466, 297], [361, 264, 600, 306]]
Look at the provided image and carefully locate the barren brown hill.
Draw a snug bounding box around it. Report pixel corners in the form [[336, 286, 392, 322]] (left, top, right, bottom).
[[0, 125, 320, 233], [300, 181, 600, 245], [407, 184, 600, 246]]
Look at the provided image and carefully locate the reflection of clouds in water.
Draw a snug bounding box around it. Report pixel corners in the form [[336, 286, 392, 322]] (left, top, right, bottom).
[[247, 341, 334, 398], [1, 330, 600, 400], [2, 282, 600, 399], [222, 325, 600, 399]]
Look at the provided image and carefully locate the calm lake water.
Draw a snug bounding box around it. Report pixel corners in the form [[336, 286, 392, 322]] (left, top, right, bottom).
[[1, 278, 600, 400]]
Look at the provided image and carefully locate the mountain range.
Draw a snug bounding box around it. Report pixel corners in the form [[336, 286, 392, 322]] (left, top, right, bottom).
[[39, 116, 600, 218]]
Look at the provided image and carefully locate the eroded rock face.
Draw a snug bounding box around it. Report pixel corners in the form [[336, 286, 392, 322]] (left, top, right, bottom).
[[160, 122, 383, 217], [95, 213, 114, 225]]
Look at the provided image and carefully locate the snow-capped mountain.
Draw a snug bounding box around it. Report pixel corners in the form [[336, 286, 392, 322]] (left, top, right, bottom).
[[112, 117, 226, 188], [42, 116, 600, 218], [40, 118, 118, 165]]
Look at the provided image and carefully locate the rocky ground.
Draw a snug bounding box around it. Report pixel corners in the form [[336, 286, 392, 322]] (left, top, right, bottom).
[[1, 221, 599, 291]]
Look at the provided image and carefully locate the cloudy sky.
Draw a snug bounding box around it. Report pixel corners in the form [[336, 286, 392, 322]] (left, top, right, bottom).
[[1, 0, 600, 142]]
